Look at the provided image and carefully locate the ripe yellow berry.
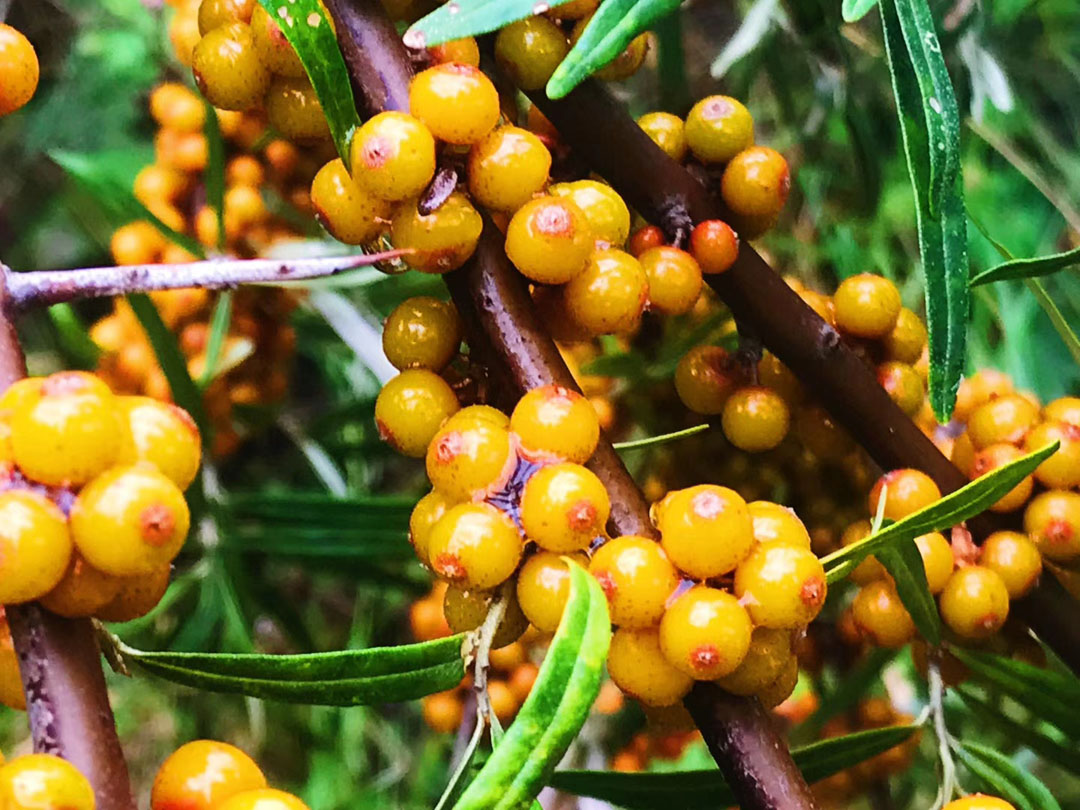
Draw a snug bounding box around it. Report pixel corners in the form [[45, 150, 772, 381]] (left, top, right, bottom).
[[442, 584, 528, 648], [0, 754, 95, 810], [427, 503, 524, 589], [383, 296, 463, 373], [550, 180, 631, 248], [869, 468, 941, 522], [116, 396, 202, 491], [350, 111, 436, 202], [721, 385, 790, 452], [390, 192, 484, 274], [970, 443, 1034, 513], [562, 248, 648, 335], [637, 112, 687, 162], [494, 17, 569, 91], [516, 550, 588, 633], [1025, 420, 1080, 489], [467, 125, 552, 212], [1024, 490, 1080, 563], [967, 393, 1039, 449], [71, 465, 190, 577], [426, 419, 515, 500], [942, 795, 1015, 810], [427, 37, 481, 66], [443, 404, 510, 432], [409, 489, 455, 565], [311, 158, 392, 245], [410, 62, 500, 145], [841, 519, 885, 585], [0, 24, 39, 117], [0, 611, 24, 711], [939, 566, 1010, 640], [265, 77, 330, 141], [197, 0, 255, 34], [639, 246, 702, 316], [216, 789, 310, 810], [658, 484, 754, 579], [877, 361, 925, 416], [250, 3, 305, 77], [748, 501, 811, 549], [1045, 396, 1080, 427], [980, 531, 1042, 599], [734, 544, 827, 629], [714, 626, 791, 696], [674, 345, 740, 415], [511, 384, 599, 464], [39, 554, 122, 619], [589, 535, 680, 628], [607, 627, 694, 707], [914, 532, 954, 595], [720, 146, 790, 221], [95, 563, 172, 623], [375, 370, 460, 458], [0, 491, 72, 604], [150, 83, 207, 133], [191, 22, 270, 112], [851, 580, 915, 648], [521, 462, 610, 552], [833, 273, 902, 339], [505, 195, 593, 284], [684, 95, 753, 164], [659, 586, 752, 679], [11, 371, 122, 486], [883, 307, 927, 364]]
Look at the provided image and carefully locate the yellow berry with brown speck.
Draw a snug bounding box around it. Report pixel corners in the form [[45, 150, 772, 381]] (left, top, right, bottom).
[[659, 586, 752, 680], [467, 125, 552, 212], [511, 384, 599, 464], [375, 369, 460, 458], [521, 462, 609, 552], [350, 111, 436, 202], [426, 419, 515, 501], [311, 158, 392, 246], [980, 531, 1041, 599], [192, 22, 270, 112], [833, 274, 902, 339], [410, 62, 500, 145], [1024, 490, 1080, 563], [505, 195, 593, 284], [116, 396, 202, 491], [734, 543, 827, 629], [851, 580, 915, 647], [550, 180, 631, 248], [516, 550, 588, 633], [714, 626, 791, 696], [562, 248, 648, 336], [939, 565, 1009, 640], [607, 627, 693, 707], [658, 484, 754, 579], [427, 502, 523, 589], [391, 192, 483, 274], [442, 583, 528, 648]]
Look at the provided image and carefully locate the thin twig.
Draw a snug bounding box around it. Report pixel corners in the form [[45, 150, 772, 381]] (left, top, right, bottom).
[[928, 653, 957, 809]]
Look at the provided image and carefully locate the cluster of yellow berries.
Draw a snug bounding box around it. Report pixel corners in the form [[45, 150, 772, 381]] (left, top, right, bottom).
[[0, 23, 38, 118], [0, 371, 200, 710]]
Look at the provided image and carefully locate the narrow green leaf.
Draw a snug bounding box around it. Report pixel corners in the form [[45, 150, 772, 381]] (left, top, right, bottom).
[[880, 0, 968, 421], [198, 291, 234, 388], [51, 150, 207, 260], [121, 635, 466, 706], [127, 293, 210, 440], [970, 246, 1080, 287], [256, 0, 362, 167], [613, 423, 710, 452], [453, 561, 610, 810], [550, 726, 918, 809], [406, 0, 580, 49], [203, 99, 227, 251], [876, 536, 941, 644], [842, 0, 880, 22], [48, 303, 102, 368], [822, 442, 1058, 582], [546, 0, 682, 99], [955, 742, 1063, 810]]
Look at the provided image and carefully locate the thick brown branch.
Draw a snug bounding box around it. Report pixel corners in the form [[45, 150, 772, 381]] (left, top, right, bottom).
[[0, 274, 134, 810]]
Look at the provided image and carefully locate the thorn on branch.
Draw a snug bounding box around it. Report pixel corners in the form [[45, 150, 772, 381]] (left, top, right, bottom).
[[419, 163, 461, 215]]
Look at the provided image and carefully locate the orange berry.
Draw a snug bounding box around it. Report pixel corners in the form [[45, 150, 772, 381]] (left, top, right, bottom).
[[192, 22, 269, 111], [487, 679, 520, 725], [116, 396, 202, 490], [939, 566, 1010, 640], [349, 111, 436, 202], [607, 627, 693, 707], [639, 246, 702, 316], [39, 554, 122, 619], [637, 112, 687, 161], [422, 691, 464, 733], [748, 501, 811, 549], [628, 225, 666, 257], [970, 443, 1034, 512], [0, 23, 38, 117], [942, 797, 1015, 810], [734, 543, 827, 629], [883, 308, 927, 364], [488, 641, 526, 672], [0, 611, 24, 711], [562, 248, 648, 335], [549, 180, 631, 248], [0, 491, 73, 605], [508, 662, 540, 703], [409, 584, 451, 642], [588, 535, 679, 628], [851, 580, 915, 647], [721, 385, 790, 452], [968, 394, 1039, 449], [467, 125, 552, 212], [521, 462, 609, 552], [868, 468, 941, 522], [657, 484, 754, 579], [427, 503, 523, 589], [390, 192, 483, 274], [216, 789, 310, 810], [134, 164, 190, 206], [1024, 490, 1080, 563], [877, 361, 924, 416], [1025, 420, 1080, 489], [311, 158, 392, 245], [980, 531, 1042, 599], [516, 550, 588, 633], [0, 754, 94, 810], [410, 62, 499, 145], [442, 583, 528, 647], [427, 37, 481, 66], [674, 345, 740, 415], [720, 146, 790, 220], [833, 274, 902, 339], [659, 586, 752, 679], [690, 219, 739, 274], [150, 83, 206, 133], [841, 519, 885, 585], [511, 384, 599, 464], [409, 490, 455, 565], [375, 369, 460, 458], [426, 419, 515, 500], [684, 95, 753, 164], [714, 626, 791, 696], [151, 740, 266, 810], [111, 221, 166, 266], [1044, 396, 1080, 427], [505, 195, 592, 284], [96, 564, 173, 622]]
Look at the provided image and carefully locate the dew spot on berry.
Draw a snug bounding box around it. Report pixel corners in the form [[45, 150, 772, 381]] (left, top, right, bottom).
[[434, 553, 466, 582], [690, 644, 720, 672], [140, 503, 177, 547], [800, 575, 826, 608], [566, 499, 597, 531]]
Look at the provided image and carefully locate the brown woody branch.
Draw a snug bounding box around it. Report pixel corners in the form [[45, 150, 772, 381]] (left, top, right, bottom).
[[0, 275, 135, 810], [528, 78, 1080, 676], [328, 2, 818, 808]]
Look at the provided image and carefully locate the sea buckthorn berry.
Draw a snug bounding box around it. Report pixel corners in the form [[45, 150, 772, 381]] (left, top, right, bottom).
[[151, 740, 267, 810], [265, 77, 331, 141], [116, 397, 202, 491], [467, 126, 552, 212], [427, 36, 480, 66], [833, 273, 902, 339], [1045, 396, 1080, 427], [914, 531, 954, 594], [521, 463, 610, 552], [980, 531, 1041, 599], [0, 490, 72, 605], [134, 164, 190, 206], [589, 535, 679, 628], [0, 377, 42, 412], [216, 789, 310, 810], [382, 297, 462, 372], [423, 691, 465, 733], [756, 653, 799, 708], [942, 797, 1015, 810], [374, 369, 459, 458], [851, 580, 915, 647], [1024, 420, 1080, 489], [550, 180, 631, 248], [684, 95, 753, 164], [720, 146, 790, 221], [714, 626, 791, 696], [939, 565, 1010, 640], [509, 661, 540, 703], [563, 248, 648, 335], [390, 192, 483, 274], [494, 17, 569, 91], [192, 23, 270, 112], [0, 755, 95, 810], [350, 111, 436, 202], [1024, 490, 1080, 563], [570, 16, 647, 80], [409, 490, 455, 565], [511, 384, 599, 464], [505, 195, 592, 284], [110, 221, 166, 265], [443, 584, 528, 647], [1, 611, 24, 710], [951, 431, 976, 476], [39, 554, 122, 619], [734, 543, 827, 629], [607, 627, 694, 707], [757, 352, 803, 406], [722, 386, 790, 452], [967, 394, 1039, 449], [150, 83, 206, 133], [954, 368, 1015, 422], [877, 362, 924, 416], [628, 225, 665, 257], [223, 185, 268, 237], [426, 419, 515, 500], [443, 404, 510, 432], [748, 501, 811, 549], [869, 468, 941, 521], [516, 551, 588, 633], [197, 0, 255, 33], [250, 3, 305, 77], [841, 520, 885, 585], [639, 246, 702, 316], [674, 345, 740, 415], [971, 443, 1034, 513], [155, 128, 209, 172], [883, 307, 927, 363], [637, 112, 687, 162], [71, 465, 190, 578], [95, 563, 171, 622], [690, 219, 739, 275], [410, 63, 499, 145], [659, 586, 752, 679], [0, 24, 39, 117], [658, 484, 753, 578], [311, 158, 391, 245], [427, 503, 523, 589]]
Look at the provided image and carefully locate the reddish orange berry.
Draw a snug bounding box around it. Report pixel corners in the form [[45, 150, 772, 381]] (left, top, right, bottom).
[[690, 219, 739, 274]]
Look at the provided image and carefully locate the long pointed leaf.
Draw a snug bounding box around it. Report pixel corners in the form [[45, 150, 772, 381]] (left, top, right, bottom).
[[955, 742, 1063, 810], [970, 246, 1080, 287], [876, 536, 941, 644], [406, 0, 579, 49]]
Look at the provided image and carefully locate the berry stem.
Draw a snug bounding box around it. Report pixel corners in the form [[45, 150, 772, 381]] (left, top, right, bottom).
[[2, 251, 407, 311], [327, 2, 818, 807]]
